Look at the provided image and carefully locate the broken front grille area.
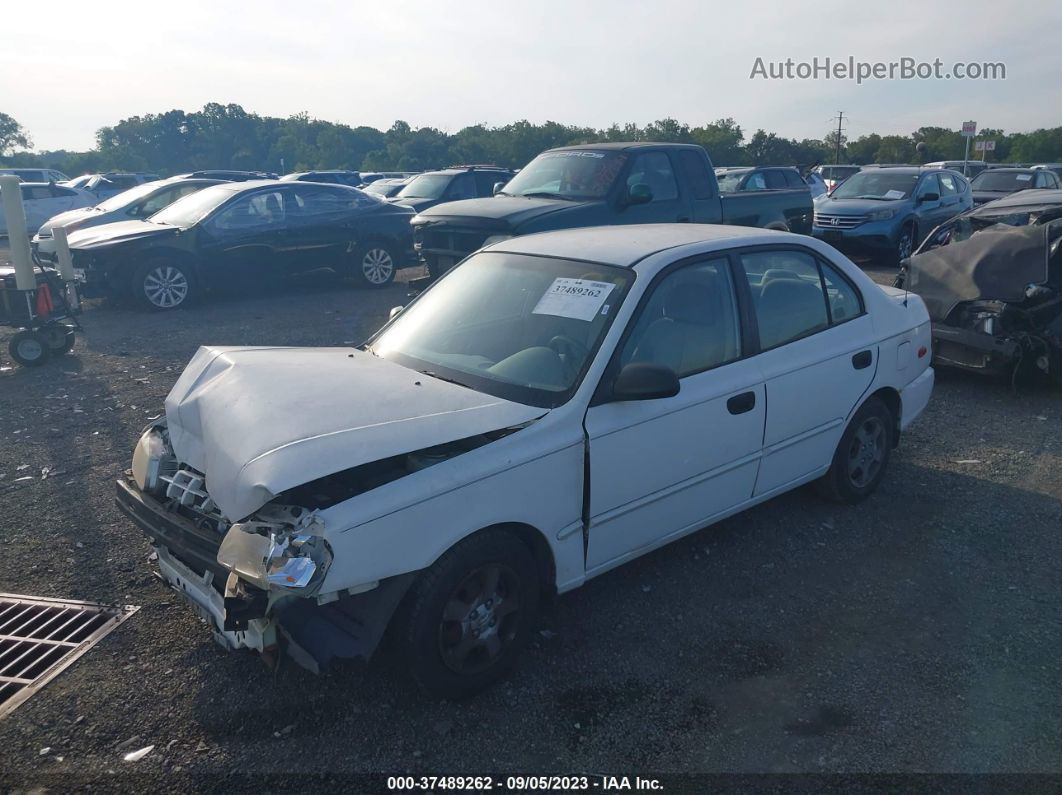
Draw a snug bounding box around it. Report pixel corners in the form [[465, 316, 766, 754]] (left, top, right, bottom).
[[0, 594, 138, 718], [160, 465, 227, 534]]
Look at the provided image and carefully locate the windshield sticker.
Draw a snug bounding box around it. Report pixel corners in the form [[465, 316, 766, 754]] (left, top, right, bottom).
[[533, 278, 616, 322], [540, 151, 605, 159], [1016, 174, 1032, 181], [884, 189, 906, 199]]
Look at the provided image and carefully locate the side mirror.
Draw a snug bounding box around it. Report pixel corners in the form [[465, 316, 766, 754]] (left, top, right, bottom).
[[919, 192, 940, 203], [611, 362, 679, 402], [493, 181, 507, 196], [389, 305, 404, 320], [625, 183, 652, 206]]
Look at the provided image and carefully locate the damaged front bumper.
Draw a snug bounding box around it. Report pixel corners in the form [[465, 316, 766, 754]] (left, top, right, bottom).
[[931, 323, 1021, 376], [115, 474, 416, 672]]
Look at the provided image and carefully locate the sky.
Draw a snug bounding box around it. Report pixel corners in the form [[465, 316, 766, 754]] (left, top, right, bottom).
[[2, 0, 1059, 152]]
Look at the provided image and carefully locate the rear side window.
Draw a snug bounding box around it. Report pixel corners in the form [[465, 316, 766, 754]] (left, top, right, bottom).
[[742, 249, 828, 349], [675, 150, 715, 199], [782, 170, 805, 188], [764, 170, 787, 189], [744, 172, 767, 191], [22, 186, 53, 200], [819, 261, 863, 323], [474, 171, 506, 196]]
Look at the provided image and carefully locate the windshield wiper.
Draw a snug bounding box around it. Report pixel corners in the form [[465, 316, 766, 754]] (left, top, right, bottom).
[[520, 191, 576, 201], [420, 370, 471, 389]]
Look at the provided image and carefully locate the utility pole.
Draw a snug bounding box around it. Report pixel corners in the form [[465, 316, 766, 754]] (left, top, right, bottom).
[[830, 111, 846, 164]]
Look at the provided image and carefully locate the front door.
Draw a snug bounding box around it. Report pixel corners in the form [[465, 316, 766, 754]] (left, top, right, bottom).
[[198, 187, 291, 285], [585, 256, 765, 571], [736, 247, 877, 496]]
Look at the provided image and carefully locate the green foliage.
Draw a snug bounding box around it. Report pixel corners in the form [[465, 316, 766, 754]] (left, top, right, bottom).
[[4, 106, 1062, 176]]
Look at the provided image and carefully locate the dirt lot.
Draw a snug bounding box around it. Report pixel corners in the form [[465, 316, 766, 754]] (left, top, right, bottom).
[[0, 246, 1060, 789]]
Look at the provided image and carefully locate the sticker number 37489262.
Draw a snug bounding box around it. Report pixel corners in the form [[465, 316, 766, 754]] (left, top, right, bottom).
[[532, 278, 616, 322]]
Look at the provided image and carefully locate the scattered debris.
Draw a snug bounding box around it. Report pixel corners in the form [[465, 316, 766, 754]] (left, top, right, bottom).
[[123, 745, 154, 762], [39, 747, 52, 756], [954, 459, 982, 465], [641, 584, 652, 593]]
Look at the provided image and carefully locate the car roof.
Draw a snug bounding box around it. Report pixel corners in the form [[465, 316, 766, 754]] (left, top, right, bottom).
[[975, 167, 1035, 174], [486, 224, 792, 268], [548, 141, 703, 153], [971, 189, 1062, 211]]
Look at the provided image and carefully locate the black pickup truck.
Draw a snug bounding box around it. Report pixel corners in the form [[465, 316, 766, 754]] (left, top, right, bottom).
[[411, 142, 814, 277]]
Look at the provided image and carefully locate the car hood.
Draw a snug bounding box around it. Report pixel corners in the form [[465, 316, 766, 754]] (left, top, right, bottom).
[[817, 197, 909, 215], [165, 346, 545, 521], [412, 196, 580, 229], [39, 206, 101, 233], [67, 219, 178, 250], [388, 197, 439, 212]]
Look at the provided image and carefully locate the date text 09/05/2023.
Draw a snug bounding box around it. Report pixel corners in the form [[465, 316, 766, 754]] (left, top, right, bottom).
[[386, 775, 664, 791]]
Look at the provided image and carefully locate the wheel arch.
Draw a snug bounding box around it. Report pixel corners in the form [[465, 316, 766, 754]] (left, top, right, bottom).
[[451, 522, 558, 603], [115, 245, 201, 291], [866, 385, 902, 447]]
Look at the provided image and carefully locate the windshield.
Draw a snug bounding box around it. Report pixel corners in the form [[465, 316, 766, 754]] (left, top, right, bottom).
[[971, 171, 1034, 192], [149, 184, 238, 226], [95, 182, 159, 211], [365, 181, 401, 196], [831, 171, 920, 200], [370, 252, 633, 407], [397, 174, 453, 199], [716, 170, 750, 192], [501, 151, 628, 200]]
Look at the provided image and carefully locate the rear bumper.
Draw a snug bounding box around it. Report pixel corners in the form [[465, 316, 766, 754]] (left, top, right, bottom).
[[899, 366, 934, 430]]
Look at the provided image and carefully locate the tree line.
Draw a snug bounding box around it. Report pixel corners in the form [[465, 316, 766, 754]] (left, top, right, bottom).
[[3, 104, 1062, 177]]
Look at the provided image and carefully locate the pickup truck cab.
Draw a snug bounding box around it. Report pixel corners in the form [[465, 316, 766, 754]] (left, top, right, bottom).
[[411, 142, 813, 278]]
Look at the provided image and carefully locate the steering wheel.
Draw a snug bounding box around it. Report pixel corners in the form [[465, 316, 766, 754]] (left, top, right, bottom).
[[548, 334, 590, 381]]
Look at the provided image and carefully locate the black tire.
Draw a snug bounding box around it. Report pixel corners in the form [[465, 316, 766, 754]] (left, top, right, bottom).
[[889, 222, 917, 266], [350, 241, 397, 288], [131, 257, 196, 310], [42, 324, 76, 355], [815, 396, 895, 503], [396, 529, 540, 698], [8, 330, 52, 367]]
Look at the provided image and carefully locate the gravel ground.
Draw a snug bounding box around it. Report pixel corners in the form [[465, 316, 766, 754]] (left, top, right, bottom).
[[0, 246, 1060, 789]]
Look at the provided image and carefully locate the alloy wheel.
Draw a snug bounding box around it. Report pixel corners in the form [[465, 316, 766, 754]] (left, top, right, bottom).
[[143, 265, 189, 308], [361, 248, 394, 285], [847, 416, 886, 488], [438, 563, 521, 675]]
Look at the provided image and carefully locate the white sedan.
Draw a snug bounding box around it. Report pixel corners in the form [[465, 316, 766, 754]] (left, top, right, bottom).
[[117, 224, 934, 696], [0, 181, 95, 236]]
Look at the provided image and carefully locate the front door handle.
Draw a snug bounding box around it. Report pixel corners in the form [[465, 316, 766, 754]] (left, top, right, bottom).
[[727, 391, 756, 415], [852, 350, 873, 369]]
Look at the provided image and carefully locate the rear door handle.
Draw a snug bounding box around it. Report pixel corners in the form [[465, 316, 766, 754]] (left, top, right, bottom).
[[727, 391, 756, 415], [852, 350, 873, 369], [677, 216, 691, 223]]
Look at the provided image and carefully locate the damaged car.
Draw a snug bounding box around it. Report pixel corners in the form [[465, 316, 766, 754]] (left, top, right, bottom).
[[117, 224, 934, 696], [895, 189, 1062, 383]]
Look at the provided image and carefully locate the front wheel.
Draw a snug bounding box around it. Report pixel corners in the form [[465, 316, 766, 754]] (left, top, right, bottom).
[[132, 258, 195, 310], [350, 242, 397, 288], [892, 223, 917, 265], [9, 330, 52, 367], [815, 396, 895, 503], [396, 530, 540, 698]]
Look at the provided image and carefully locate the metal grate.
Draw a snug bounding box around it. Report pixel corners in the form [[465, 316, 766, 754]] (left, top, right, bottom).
[[0, 593, 138, 719]]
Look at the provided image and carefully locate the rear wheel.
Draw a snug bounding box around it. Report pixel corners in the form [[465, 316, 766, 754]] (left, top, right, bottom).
[[350, 242, 397, 288], [8, 330, 51, 367], [815, 396, 895, 503], [132, 257, 195, 310], [396, 530, 540, 698]]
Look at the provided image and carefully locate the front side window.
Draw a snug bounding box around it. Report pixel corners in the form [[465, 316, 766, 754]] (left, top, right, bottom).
[[136, 184, 202, 216], [742, 250, 829, 349], [397, 174, 454, 199], [676, 151, 714, 199], [938, 173, 958, 195], [447, 173, 475, 200], [626, 152, 678, 201], [371, 252, 633, 407], [620, 258, 741, 377], [212, 190, 287, 230]]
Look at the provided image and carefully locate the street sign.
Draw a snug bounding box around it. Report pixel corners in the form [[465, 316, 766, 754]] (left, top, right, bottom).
[[961, 121, 977, 138]]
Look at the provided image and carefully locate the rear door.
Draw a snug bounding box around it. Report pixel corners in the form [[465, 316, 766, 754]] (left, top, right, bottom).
[[286, 184, 360, 268], [738, 246, 877, 496], [674, 149, 723, 223], [20, 185, 54, 229], [585, 255, 765, 570], [619, 151, 691, 224]]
